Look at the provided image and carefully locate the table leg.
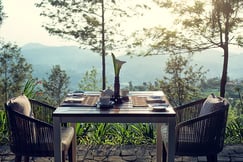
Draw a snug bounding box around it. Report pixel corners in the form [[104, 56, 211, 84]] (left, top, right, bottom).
[[167, 118, 176, 162], [156, 123, 162, 162], [53, 117, 62, 162]]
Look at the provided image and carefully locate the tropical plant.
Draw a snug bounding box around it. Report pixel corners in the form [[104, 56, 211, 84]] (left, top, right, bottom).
[[226, 115, 243, 144], [75, 123, 156, 145], [22, 78, 44, 99]]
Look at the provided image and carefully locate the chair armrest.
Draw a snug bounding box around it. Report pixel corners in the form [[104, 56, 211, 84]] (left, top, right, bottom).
[[174, 98, 206, 123], [7, 109, 56, 153], [176, 107, 228, 145], [29, 99, 56, 124]]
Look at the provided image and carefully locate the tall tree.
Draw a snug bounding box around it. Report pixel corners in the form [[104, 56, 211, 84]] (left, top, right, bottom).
[[0, 42, 32, 102], [42, 65, 70, 106], [131, 0, 243, 97], [159, 54, 207, 106], [35, 0, 147, 90]]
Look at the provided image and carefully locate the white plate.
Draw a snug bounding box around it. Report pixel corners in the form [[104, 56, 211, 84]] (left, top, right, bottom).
[[149, 103, 169, 111], [152, 106, 167, 110]]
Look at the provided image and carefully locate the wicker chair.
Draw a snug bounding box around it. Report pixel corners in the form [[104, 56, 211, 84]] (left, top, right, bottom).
[[161, 96, 229, 162], [5, 98, 74, 162]]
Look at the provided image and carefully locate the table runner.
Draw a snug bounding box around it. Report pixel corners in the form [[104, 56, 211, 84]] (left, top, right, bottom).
[[62, 95, 165, 107]]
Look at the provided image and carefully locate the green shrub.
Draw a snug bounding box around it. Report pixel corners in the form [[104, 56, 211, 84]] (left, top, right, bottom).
[[225, 106, 243, 144], [76, 123, 156, 145], [0, 110, 9, 145]]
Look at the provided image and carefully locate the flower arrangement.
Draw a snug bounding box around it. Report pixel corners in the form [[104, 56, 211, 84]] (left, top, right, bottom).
[[111, 53, 126, 77], [111, 53, 126, 104]]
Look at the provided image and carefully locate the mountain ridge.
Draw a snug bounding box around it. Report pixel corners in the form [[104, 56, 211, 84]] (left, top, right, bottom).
[[20, 43, 243, 90]]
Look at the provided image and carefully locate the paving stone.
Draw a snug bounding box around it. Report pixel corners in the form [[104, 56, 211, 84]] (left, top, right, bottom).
[[94, 156, 107, 161], [122, 155, 137, 161], [198, 156, 230, 162], [218, 157, 230, 162], [121, 148, 135, 156], [1, 144, 243, 162], [82, 160, 97, 162], [176, 156, 197, 162], [108, 147, 121, 156], [107, 155, 126, 162], [135, 156, 154, 162], [85, 149, 94, 160], [230, 157, 243, 162]]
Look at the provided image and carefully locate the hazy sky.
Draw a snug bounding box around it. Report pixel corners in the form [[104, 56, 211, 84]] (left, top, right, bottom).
[[0, 0, 171, 47], [0, 0, 80, 46], [1, 1, 241, 54]]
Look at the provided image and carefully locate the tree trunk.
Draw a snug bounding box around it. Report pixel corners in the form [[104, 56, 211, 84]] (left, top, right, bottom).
[[101, 0, 106, 90], [220, 46, 228, 97], [220, 14, 230, 98]]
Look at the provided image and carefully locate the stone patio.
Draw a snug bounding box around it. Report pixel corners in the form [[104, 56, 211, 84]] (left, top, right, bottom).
[[0, 144, 243, 162]]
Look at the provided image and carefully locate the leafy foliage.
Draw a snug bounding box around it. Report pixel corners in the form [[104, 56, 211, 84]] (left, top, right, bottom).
[[35, 0, 147, 53], [0, 0, 6, 26], [35, 0, 150, 89], [0, 110, 8, 145], [79, 67, 101, 91], [225, 108, 243, 144], [75, 123, 155, 145], [131, 0, 243, 97], [1, 77, 243, 145], [0, 42, 32, 103], [158, 54, 207, 106], [42, 65, 70, 106]]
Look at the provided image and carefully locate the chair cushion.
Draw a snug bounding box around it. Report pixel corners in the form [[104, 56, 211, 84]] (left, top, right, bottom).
[[161, 123, 168, 143], [61, 127, 75, 152], [199, 94, 224, 116], [7, 94, 33, 117]]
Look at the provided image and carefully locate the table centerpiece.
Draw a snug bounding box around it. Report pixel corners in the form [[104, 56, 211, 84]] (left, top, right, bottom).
[[111, 53, 126, 104]]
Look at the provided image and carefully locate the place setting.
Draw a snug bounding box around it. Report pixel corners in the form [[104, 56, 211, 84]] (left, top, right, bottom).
[[148, 103, 170, 112], [96, 96, 115, 109]]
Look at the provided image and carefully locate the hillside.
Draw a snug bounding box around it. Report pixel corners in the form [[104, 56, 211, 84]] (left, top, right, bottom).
[[21, 43, 243, 90]]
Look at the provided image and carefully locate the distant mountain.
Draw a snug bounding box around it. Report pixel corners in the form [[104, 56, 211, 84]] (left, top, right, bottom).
[[21, 43, 243, 90], [21, 43, 101, 90]]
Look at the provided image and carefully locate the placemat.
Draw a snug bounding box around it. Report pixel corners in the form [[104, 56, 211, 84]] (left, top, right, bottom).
[[131, 96, 148, 107], [82, 95, 99, 106], [62, 95, 99, 106]]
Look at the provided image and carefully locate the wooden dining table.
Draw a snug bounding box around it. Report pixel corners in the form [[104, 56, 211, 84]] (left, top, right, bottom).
[[53, 91, 176, 162]]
